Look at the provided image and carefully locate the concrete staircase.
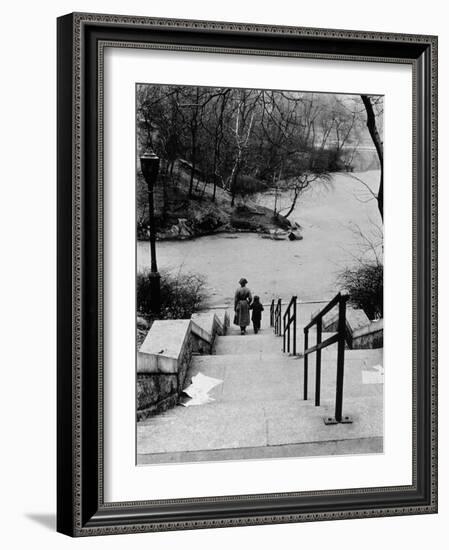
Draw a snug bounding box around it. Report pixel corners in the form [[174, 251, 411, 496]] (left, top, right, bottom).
[[137, 301, 383, 464]]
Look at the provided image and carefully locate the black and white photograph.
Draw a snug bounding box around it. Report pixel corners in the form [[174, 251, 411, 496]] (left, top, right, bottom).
[[135, 84, 384, 465]]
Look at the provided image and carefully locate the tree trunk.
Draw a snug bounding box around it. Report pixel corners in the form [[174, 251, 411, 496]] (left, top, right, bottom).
[[188, 154, 196, 197], [230, 167, 240, 207], [283, 187, 300, 219], [212, 175, 217, 202], [273, 184, 278, 215], [231, 188, 236, 207], [212, 147, 218, 202], [162, 171, 168, 219], [361, 95, 384, 220], [188, 93, 200, 198]]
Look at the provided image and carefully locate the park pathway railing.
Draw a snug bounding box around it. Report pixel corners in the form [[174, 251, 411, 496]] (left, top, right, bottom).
[[283, 296, 297, 355], [270, 298, 282, 336], [303, 292, 352, 425]]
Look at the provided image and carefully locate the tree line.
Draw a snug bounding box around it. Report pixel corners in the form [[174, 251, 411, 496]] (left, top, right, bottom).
[[137, 85, 383, 219]]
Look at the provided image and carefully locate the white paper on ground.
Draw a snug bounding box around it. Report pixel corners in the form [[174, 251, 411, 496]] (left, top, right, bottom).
[[181, 372, 223, 406], [362, 364, 384, 384]]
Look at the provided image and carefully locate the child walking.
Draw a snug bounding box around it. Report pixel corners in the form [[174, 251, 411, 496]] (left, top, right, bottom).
[[250, 296, 264, 334]]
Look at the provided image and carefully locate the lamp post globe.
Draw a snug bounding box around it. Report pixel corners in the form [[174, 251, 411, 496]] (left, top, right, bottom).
[[140, 149, 161, 315], [140, 149, 160, 183]]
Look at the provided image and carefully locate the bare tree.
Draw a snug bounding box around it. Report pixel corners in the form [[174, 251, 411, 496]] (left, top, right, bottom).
[[136, 84, 382, 230], [279, 174, 321, 219], [228, 89, 258, 206], [361, 95, 384, 220]]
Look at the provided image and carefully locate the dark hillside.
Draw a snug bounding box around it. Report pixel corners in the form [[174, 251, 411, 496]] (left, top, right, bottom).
[[137, 161, 291, 241]]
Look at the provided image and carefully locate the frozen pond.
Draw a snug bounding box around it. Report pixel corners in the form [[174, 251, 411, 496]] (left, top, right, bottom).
[[137, 171, 381, 307]]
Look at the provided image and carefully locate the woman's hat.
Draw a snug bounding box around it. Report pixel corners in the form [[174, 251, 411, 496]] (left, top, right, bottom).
[[239, 277, 248, 285]]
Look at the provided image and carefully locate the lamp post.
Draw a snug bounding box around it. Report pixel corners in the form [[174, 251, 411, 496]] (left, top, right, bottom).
[[140, 149, 161, 314]]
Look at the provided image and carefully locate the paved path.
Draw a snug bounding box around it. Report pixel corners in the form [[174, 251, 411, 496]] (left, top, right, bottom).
[[137, 303, 383, 464]]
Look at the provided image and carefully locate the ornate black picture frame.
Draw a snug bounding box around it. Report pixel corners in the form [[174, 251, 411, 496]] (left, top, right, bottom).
[[57, 12, 438, 536]]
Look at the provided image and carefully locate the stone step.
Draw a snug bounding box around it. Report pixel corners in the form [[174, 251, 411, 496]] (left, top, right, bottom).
[[193, 352, 297, 367], [189, 359, 301, 403], [190, 354, 382, 404], [195, 350, 381, 367], [214, 331, 382, 361], [321, 347, 383, 363], [221, 301, 372, 333], [223, 301, 327, 332], [225, 322, 323, 338], [302, 357, 383, 402], [137, 394, 382, 455], [226, 326, 273, 336], [214, 333, 285, 355], [190, 353, 300, 399], [225, 311, 272, 333]]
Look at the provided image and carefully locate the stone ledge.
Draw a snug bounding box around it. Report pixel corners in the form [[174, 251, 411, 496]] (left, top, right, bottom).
[[137, 311, 228, 419], [190, 313, 214, 343], [352, 318, 383, 349], [314, 305, 383, 350], [191, 309, 229, 343], [138, 319, 192, 374], [138, 312, 228, 375], [321, 306, 369, 334]]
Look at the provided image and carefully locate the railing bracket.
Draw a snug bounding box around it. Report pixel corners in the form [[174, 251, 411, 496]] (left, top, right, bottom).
[[323, 415, 353, 425]]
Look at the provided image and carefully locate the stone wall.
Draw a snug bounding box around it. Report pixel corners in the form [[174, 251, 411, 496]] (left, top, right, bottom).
[[136, 374, 178, 420], [137, 320, 192, 420], [136, 311, 228, 421], [351, 319, 383, 349], [321, 306, 383, 350]]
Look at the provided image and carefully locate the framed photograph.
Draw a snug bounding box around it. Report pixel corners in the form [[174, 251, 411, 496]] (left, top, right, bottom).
[[57, 12, 438, 536]]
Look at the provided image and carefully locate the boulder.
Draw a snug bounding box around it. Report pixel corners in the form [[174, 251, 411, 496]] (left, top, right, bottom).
[[269, 229, 288, 240], [161, 225, 180, 239], [137, 316, 150, 330], [288, 230, 303, 241], [177, 218, 193, 239]]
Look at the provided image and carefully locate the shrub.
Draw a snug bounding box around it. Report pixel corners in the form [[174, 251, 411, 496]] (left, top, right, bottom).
[[338, 262, 383, 319], [231, 174, 268, 197], [137, 269, 207, 319]]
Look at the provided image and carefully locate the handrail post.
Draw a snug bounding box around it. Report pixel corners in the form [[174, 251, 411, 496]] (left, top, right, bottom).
[[287, 309, 291, 353], [293, 297, 297, 356], [274, 302, 278, 336], [283, 313, 286, 351], [274, 301, 276, 334], [276, 301, 279, 334], [335, 294, 347, 422], [303, 328, 308, 400], [275, 300, 278, 335], [315, 317, 322, 406], [278, 299, 282, 336]]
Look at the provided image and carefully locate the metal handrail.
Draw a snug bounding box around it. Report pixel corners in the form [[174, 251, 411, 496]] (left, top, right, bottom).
[[270, 299, 275, 327], [303, 292, 343, 332], [283, 296, 297, 355], [303, 292, 350, 424], [272, 298, 282, 336]]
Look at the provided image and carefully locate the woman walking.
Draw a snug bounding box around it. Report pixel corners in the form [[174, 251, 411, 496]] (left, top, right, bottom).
[[234, 278, 252, 335]]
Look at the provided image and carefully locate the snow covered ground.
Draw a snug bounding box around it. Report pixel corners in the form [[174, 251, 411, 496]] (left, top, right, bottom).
[[137, 170, 382, 306]]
